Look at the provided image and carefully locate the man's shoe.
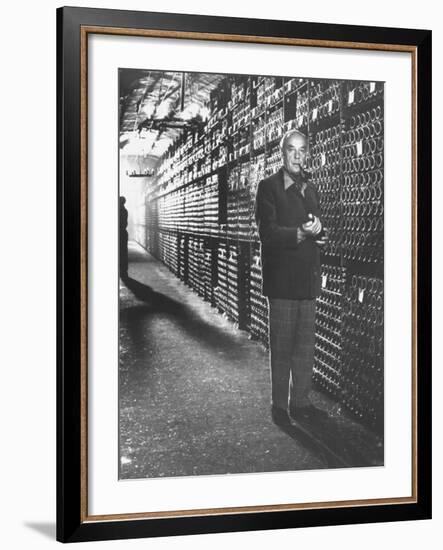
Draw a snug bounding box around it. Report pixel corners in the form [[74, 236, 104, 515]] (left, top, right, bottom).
[[271, 405, 292, 427], [291, 404, 329, 423]]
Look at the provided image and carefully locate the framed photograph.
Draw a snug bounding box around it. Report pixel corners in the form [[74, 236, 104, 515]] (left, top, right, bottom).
[[57, 6, 432, 543]]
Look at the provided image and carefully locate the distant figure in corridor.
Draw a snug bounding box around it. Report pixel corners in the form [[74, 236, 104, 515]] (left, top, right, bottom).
[[119, 196, 129, 280], [255, 129, 329, 428]]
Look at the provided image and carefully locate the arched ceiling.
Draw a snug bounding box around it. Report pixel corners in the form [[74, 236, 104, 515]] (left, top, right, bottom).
[[119, 69, 225, 164]]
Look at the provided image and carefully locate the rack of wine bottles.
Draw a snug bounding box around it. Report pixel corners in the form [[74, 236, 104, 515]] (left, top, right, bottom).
[[143, 74, 384, 431]]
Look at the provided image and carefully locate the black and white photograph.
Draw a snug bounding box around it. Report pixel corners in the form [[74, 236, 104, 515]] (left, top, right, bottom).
[[118, 70, 385, 479]]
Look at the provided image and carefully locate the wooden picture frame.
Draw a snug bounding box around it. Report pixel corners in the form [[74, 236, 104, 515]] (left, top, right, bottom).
[[57, 6, 431, 543]]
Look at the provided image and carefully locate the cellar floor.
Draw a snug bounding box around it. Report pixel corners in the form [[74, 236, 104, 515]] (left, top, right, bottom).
[[119, 241, 383, 480]]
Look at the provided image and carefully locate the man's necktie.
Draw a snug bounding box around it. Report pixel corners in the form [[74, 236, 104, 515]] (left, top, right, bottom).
[[287, 171, 305, 195]]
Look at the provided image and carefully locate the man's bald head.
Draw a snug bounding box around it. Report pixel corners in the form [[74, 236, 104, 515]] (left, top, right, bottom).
[[279, 129, 308, 152]]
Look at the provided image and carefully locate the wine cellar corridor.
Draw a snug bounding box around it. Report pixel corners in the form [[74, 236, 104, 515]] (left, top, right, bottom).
[[119, 71, 385, 477]]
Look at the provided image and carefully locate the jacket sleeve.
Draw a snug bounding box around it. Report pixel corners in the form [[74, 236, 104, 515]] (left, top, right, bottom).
[[255, 180, 301, 248], [310, 185, 325, 239]]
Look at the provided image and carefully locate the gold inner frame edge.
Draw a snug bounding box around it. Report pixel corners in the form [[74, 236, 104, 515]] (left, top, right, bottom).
[[79, 25, 418, 523]]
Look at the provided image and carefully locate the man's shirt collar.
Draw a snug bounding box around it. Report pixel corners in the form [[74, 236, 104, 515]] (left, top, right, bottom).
[[282, 168, 306, 194]]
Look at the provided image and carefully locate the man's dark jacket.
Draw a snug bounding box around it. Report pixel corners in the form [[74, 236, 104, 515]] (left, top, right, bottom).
[[255, 167, 322, 300]]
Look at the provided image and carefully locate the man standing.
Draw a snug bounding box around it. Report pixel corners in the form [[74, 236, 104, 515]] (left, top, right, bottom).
[[119, 196, 129, 280], [255, 129, 328, 427]]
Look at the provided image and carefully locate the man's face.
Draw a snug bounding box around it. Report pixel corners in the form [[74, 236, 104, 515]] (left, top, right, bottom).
[[282, 133, 307, 176]]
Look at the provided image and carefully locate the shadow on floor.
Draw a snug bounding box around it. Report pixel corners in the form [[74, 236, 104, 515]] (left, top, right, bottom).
[[24, 522, 56, 540], [275, 423, 342, 468], [122, 276, 188, 314], [308, 415, 382, 467], [285, 413, 382, 468], [120, 276, 250, 356]]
